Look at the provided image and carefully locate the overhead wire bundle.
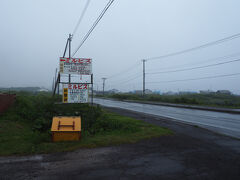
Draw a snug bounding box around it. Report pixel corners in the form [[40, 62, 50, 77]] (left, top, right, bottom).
[[72, 0, 92, 38], [72, 0, 115, 57], [57, 1, 240, 92], [108, 32, 240, 90], [145, 33, 240, 61]]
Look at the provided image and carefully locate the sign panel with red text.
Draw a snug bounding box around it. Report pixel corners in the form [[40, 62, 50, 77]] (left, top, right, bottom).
[[62, 84, 89, 103], [60, 58, 92, 75]]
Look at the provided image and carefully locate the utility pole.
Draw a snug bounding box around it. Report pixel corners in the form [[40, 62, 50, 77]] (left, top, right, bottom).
[[102, 78, 107, 96], [54, 68, 60, 95], [142, 59, 146, 96], [68, 34, 72, 83], [54, 68, 57, 84], [54, 68, 58, 91], [52, 77, 55, 92]]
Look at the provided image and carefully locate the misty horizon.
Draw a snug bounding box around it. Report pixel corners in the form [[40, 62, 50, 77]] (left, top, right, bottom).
[[1, 0, 240, 94]]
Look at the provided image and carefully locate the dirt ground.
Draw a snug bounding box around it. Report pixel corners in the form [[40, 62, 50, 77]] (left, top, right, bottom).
[[0, 107, 240, 180]]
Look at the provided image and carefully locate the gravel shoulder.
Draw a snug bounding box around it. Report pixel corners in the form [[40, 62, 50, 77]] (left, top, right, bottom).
[[0, 107, 240, 180]]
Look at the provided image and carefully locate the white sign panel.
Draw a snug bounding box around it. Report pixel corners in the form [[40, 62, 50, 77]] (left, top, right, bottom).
[[60, 58, 92, 75], [63, 84, 89, 103]]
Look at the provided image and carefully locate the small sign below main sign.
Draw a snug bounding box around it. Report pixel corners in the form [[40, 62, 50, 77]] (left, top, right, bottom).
[[62, 84, 89, 103], [60, 58, 92, 75]]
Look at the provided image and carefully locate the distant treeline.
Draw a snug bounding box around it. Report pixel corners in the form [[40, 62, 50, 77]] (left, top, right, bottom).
[[0, 87, 42, 92]]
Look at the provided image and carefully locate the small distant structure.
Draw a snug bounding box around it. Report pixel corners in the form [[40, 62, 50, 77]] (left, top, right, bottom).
[[163, 91, 176, 95], [133, 90, 142, 95], [153, 90, 161, 94], [38, 88, 49, 92], [200, 90, 214, 94], [94, 90, 102, 95], [131, 89, 153, 95], [145, 89, 153, 95], [178, 91, 197, 95], [216, 90, 231, 95], [108, 89, 120, 94]]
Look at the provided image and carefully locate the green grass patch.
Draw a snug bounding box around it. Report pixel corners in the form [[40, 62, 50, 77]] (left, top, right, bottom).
[[101, 93, 240, 109], [35, 113, 172, 154], [0, 93, 172, 156]]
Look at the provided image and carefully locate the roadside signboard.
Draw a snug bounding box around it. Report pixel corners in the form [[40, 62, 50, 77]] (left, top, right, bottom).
[[62, 84, 89, 103], [60, 58, 92, 75]]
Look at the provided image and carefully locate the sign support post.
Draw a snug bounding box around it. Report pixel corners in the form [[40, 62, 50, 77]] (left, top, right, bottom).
[[68, 34, 72, 83], [53, 34, 93, 105]]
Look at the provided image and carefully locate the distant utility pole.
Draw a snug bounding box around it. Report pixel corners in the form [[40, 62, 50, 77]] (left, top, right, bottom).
[[102, 78, 107, 96], [142, 59, 146, 96]]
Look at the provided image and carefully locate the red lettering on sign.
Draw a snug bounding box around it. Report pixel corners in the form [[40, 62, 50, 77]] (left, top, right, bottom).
[[72, 59, 77, 63], [83, 84, 88, 89], [86, 59, 91, 63], [67, 84, 89, 90], [60, 59, 65, 62]]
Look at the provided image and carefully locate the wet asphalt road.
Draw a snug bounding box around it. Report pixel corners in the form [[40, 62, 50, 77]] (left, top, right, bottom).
[[94, 98, 240, 138]]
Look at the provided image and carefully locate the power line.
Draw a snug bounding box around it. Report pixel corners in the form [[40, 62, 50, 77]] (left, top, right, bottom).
[[111, 81, 141, 90], [147, 58, 240, 75], [114, 73, 142, 85], [147, 73, 240, 84], [118, 73, 142, 84], [72, 0, 115, 57], [146, 33, 240, 61], [110, 72, 142, 86], [147, 52, 240, 72], [107, 61, 141, 80], [72, 0, 91, 37], [110, 76, 141, 89]]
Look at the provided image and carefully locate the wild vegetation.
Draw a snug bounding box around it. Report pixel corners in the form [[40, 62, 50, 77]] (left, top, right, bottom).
[[0, 92, 171, 156], [99, 93, 240, 108]]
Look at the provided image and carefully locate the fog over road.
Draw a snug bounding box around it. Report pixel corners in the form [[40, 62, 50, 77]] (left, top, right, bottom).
[[94, 98, 240, 139]]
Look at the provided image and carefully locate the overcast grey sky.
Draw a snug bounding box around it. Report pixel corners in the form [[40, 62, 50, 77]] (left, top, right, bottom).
[[1, 0, 240, 93]]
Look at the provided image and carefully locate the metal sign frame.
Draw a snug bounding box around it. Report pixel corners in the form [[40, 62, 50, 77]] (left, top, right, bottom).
[[52, 34, 94, 105]]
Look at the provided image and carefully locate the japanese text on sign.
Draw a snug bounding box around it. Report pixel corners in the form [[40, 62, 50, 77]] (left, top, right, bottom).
[[60, 58, 92, 75], [62, 84, 89, 103]]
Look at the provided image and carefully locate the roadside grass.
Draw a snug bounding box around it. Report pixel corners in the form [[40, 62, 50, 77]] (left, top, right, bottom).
[[0, 93, 172, 156], [98, 93, 240, 109], [36, 113, 172, 154]]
